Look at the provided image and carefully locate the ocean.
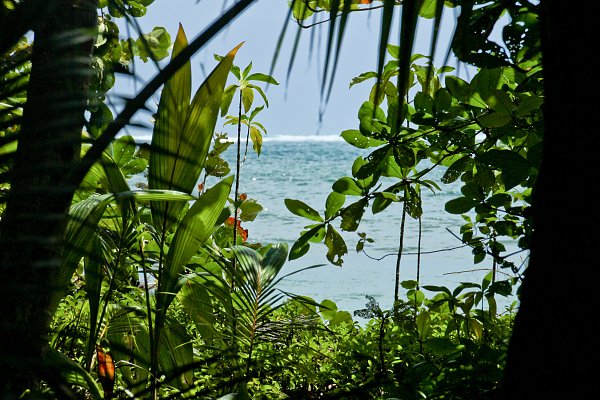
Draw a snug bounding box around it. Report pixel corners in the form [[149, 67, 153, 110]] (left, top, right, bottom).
[[134, 134, 522, 315]]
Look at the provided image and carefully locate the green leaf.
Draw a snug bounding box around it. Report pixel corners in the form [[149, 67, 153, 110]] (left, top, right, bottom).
[[445, 197, 478, 214], [136, 26, 171, 61], [60, 194, 112, 294], [356, 146, 390, 179], [472, 68, 501, 98], [349, 71, 378, 88], [419, 0, 439, 19], [247, 84, 269, 107], [401, 280, 419, 289], [486, 89, 513, 114], [246, 72, 279, 85], [422, 285, 452, 296], [325, 225, 347, 266], [340, 199, 368, 232], [325, 191, 346, 220], [111, 134, 147, 176], [393, 145, 416, 168], [414, 92, 434, 114], [88, 103, 114, 138], [289, 224, 325, 260], [487, 193, 512, 207], [156, 176, 234, 338], [284, 198, 323, 222], [416, 311, 431, 340], [241, 61, 252, 79], [249, 125, 263, 156], [242, 86, 254, 112], [319, 299, 338, 320], [478, 111, 511, 127], [516, 93, 544, 117], [84, 236, 104, 368], [371, 192, 394, 214], [407, 289, 425, 305], [178, 275, 220, 342], [45, 349, 103, 400], [441, 156, 470, 184], [239, 199, 263, 222], [289, 239, 310, 260], [329, 310, 353, 326], [358, 101, 388, 135], [332, 177, 363, 196], [477, 149, 531, 189], [234, 243, 287, 291], [341, 129, 385, 149], [160, 322, 194, 388], [149, 32, 241, 233], [220, 84, 237, 117]]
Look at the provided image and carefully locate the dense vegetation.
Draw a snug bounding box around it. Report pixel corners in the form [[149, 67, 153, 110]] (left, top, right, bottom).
[[0, 0, 594, 399]]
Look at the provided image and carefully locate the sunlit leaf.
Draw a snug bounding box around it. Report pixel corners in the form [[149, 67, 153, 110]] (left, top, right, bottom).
[[284, 198, 323, 222]]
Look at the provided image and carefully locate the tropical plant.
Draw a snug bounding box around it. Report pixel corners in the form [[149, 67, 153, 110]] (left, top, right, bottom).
[[0, 0, 255, 393], [1, 0, 596, 398], [284, 1, 594, 398], [286, 49, 535, 311], [218, 59, 279, 248]]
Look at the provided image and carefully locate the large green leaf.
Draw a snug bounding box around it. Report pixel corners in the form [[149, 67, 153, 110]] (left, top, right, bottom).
[[230, 243, 289, 344], [178, 273, 221, 343], [59, 190, 194, 308], [155, 176, 234, 339], [61, 193, 114, 291], [45, 348, 103, 400], [84, 235, 104, 370], [149, 24, 241, 233], [234, 243, 287, 290]]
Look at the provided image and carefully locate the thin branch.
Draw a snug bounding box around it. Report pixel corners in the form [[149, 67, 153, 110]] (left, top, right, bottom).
[[362, 244, 469, 261], [295, 4, 387, 28]]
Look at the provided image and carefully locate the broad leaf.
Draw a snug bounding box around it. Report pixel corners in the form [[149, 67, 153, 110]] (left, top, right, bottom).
[[284, 198, 323, 222], [149, 25, 241, 233], [159, 176, 234, 318]]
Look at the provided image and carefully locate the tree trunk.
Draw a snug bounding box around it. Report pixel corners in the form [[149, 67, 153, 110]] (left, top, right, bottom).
[[0, 0, 97, 396], [503, 1, 597, 398]]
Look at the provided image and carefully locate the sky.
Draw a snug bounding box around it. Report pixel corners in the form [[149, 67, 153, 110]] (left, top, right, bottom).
[[114, 0, 468, 138]]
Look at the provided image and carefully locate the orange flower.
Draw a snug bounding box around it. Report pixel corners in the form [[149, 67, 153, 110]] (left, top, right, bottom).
[[226, 217, 249, 242], [361, 0, 373, 4], [96, 345, 115, 400]]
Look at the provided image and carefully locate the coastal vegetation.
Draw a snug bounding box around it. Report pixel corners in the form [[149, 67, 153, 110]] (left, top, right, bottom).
[[0, 0, 593, 399]]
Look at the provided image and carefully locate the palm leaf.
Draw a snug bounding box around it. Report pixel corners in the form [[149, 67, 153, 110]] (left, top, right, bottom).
[[58, 189, 195, 311], [148, 24, 192, 231]]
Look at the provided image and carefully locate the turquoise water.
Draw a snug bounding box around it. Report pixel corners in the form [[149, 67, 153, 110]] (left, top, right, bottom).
[[211, 135, 521, 314], [133, 134, 521, 314]]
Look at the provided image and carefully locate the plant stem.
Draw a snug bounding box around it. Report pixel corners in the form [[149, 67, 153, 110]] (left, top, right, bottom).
[[417, 216, 422, 288], [394, 189, 408, 305], [233, 90, 242, 249], [243, 124, 251, 164], [139, 239, 154, 387]]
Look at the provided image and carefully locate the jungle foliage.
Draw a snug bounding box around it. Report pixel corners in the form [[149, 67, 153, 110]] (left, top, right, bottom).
[[0, 0, 570, 399]]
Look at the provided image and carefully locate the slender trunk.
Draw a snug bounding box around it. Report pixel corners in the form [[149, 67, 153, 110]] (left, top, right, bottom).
[[503, 1, 596, 398], [233, 89, 243, 248], [0, 0, 97, 395]]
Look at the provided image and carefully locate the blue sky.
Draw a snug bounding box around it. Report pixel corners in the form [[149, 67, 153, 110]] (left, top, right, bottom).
[[115, 0, 467, 138]]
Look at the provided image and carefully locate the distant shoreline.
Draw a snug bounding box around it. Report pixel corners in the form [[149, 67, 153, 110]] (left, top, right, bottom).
[[121, 133, 346, 144]]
